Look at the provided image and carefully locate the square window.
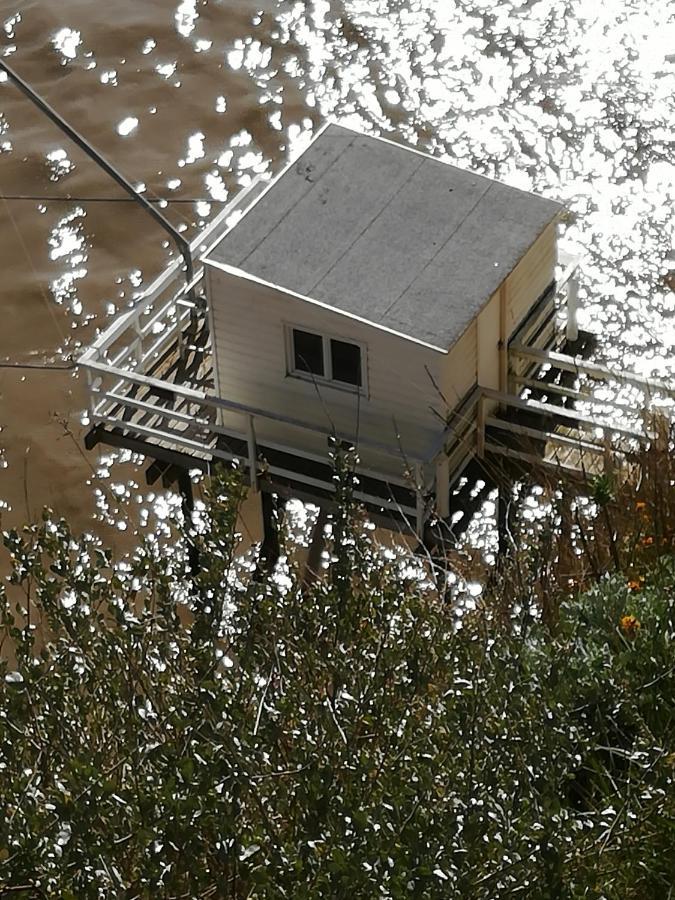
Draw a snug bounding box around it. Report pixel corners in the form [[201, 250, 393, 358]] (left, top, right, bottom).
[[330, 338, 362, 386], [292, 329, 324, 376]]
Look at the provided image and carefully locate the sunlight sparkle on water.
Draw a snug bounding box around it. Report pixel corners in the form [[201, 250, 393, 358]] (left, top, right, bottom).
[[48, 208, 88, 312], [52, 27, 81, 60], [179, 132, 205, 166], [175, 0, 198, 38], [116, 116, 139, 136], [4, 13, 20, 38], [155, 61, 177, 78], [46, 148, 74, 181], [205, 171, 228, 201]]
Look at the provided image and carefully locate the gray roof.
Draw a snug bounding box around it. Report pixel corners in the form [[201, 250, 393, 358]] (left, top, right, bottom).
[[206, 124, 562, 350]]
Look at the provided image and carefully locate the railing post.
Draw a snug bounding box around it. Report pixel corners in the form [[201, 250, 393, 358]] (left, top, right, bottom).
[[247, 415, 259, 492], [566, 273, 579, 343], [85, 366, 96, 426], [476, 394, 486, 459], [177, 308, 185, 361], [133, 315, 144, 371]]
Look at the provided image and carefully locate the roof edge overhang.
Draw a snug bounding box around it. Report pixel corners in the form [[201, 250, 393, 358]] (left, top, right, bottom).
[[203, 256, 449, 354]]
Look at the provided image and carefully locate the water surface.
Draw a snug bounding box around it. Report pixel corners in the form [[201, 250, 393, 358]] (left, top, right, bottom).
[[0, 0, 673, 535]]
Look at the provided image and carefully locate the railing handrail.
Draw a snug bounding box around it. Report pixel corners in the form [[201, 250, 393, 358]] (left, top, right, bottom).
[[479, 386, 649, 441], [510, 345, 675, 398], [82, 358, 430, 464], [426, 385, 482, 461]]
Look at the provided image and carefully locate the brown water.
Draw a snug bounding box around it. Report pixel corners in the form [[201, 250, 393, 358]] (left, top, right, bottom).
[[0, 0, 673, 539]]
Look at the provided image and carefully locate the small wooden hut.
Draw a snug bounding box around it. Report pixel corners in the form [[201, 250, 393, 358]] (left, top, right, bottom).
[[202, 123, 561, 505]]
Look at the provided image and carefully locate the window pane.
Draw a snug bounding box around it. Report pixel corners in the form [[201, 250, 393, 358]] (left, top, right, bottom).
[[330, 339, 362, 386], [293, 329, 324, 376]]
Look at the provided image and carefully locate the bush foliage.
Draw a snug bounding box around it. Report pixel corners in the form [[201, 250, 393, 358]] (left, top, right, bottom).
[[1, 461, 674, 898]]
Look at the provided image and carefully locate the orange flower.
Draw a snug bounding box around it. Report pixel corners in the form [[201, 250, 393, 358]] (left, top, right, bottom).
[[636, 501, 647, 510], [620, 615, 641, 638], [627, 580, 641, 591], [643, 536, 654, 546]]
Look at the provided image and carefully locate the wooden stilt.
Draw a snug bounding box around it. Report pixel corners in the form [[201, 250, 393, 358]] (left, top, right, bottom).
[[146, 458, 172, 486], [414, 463, 426, 538], [256, 490, 286, 576], [435, 455, 450, 519], [496, 479, 511, 561], [566, 274, 579, 343], [302, 506, 329, 591], [177, 468, 199, 575], [558, 486, 573, 588]]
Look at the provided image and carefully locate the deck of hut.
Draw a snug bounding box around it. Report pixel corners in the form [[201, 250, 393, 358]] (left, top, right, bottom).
[[80, 131, 671, 541]]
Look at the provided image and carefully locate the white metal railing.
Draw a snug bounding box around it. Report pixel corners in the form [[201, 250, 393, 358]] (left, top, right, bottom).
[[424, 309, 672, 504], [475, 386, 651, 478], [79, 174, 269, 367], [82, 352, 428, 525], [82, 344, 664, 534], [509, 345, 675, 399], [80, 175, 271, 436]]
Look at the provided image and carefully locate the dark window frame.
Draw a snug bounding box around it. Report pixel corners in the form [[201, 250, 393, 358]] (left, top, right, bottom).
[[286, 325, 367, 394]]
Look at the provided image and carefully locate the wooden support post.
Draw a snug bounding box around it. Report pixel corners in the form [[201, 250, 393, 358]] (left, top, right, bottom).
[[566, 274, 579, 343], [476, 395, 486, 460], [641, 391, 651, 438], [177, 468, 199, 575], [177, 468, 194, 515], [654, 413, 669, 453], [498, 282, 509, 394], [176, 306, 185, 361], [558, 485, 573, 587], [302, 506, 329, 592], [415, 463, 425, 537], [435, 454, 450, 519], [496, 479, 510, 561], [603, 428, 613, 476], [256, 490, 286, 576], [247, 415, 259, 492]]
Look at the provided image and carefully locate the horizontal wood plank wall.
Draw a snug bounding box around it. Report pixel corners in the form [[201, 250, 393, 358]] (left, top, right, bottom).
[[477, 291, 500, 390], [208, 267, 447, 477], [504, 221, 557, 338], [440, 319, 478, 410]]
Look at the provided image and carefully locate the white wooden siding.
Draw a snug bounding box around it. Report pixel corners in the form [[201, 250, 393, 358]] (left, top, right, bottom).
[[207, 265, 447, 477], [504, 221, 557, 337]]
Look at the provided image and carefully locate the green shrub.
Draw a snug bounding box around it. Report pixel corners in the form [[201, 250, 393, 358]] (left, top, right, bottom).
[[1, 467, 674, 898]]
